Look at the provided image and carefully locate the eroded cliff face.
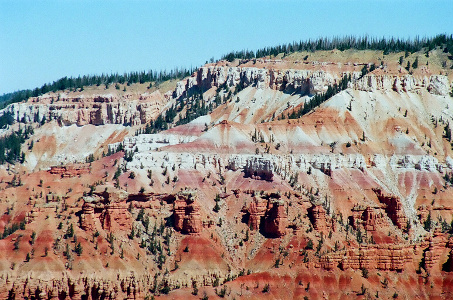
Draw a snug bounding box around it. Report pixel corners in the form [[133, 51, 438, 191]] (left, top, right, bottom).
[[245, 195, 287, 237], [1, 53, 453, 299], [188, 66, 337, 94], [0, 274, 144, 300], [1, 57, 451, 174], [81, 191, 132, 232], [354, 72, 451, 95], [2, 158, 453, 299], [173, 191, 203, 234], [6, 92, 166, 127], [1, 59, 451, 132], [175, 64, 451, 98]]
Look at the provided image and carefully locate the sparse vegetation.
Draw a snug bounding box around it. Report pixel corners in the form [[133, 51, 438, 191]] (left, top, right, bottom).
[[2, 33, 453, 299], [288, 74, 351, 119], [222, 34, 453, 62], [1, 220, 26, 240]]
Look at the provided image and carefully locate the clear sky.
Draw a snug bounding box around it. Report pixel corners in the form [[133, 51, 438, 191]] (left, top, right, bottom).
[[1, 0, 452, 94]]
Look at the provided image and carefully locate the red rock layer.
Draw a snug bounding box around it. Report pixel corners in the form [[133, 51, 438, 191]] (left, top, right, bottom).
[[49, 165, 91, 178], [173, 191, 202, 234], [246, 195, 288, 237], [373, 188, 408, 230], [80, 191, 132, 232]]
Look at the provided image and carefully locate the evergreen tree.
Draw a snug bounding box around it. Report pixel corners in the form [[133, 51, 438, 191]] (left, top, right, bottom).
[[445, 123, 451, 142], [75, 242, 83, 256], [424, 213, 432, 231], [406, 61, 411, 71], [412, 56, 419, 69], [65, 224, 74, 239]]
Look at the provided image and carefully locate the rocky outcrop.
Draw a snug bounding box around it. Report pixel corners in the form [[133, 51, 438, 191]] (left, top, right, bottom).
[[99, 192, 132, 232], [173, 190, 202, 234], [247, 196, 267, 230], [320, 244, 414, 271], [428, 75, 451, 96], [80, 199, 98, 231], [389, 155, 439, 171], [170, 64, 451, 102], [362, 207, 386, 232], [354, 73, 451, 94], [264, 200, 288, 237], [243, 157, 274, 181], [49, 165, 90, 177], [80, 191, 132, 232], [0, 274, 145, 300], [241, 68, 268, 89], [246, 195, 287, 237], [121, 132, 198, 153], [424, 230, 449, 271], [373, 188, 408, 230], [173, 66, 340, 98], [417, 205, 430, 223], [309, 205, 330, 233], [4, 91, 165, 126], [349, 205, 387, 232]]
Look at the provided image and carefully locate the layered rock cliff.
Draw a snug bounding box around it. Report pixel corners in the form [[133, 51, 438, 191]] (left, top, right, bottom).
[[5, 92, 166, 127], [175, 64, 450, 98], [81, 191, 132, 232], [1, 50, 453, 299], [173, 191, 203, 234]]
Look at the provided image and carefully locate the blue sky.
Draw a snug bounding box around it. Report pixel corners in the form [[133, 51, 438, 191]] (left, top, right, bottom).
[[1, 0, 452, 94]]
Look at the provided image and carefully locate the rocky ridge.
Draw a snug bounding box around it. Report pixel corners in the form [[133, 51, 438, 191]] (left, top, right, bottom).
[[1, 51, 453, 299], [3, 63, 450, 130]]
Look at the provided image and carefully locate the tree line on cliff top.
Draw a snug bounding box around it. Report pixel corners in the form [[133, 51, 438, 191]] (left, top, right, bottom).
[[222, 34, 453, 61], [2, 34, 452, 110], [0, 68, 194, 109]]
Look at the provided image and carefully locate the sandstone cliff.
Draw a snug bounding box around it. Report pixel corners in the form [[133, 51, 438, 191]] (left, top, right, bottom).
[[5, 92, 166, 127]]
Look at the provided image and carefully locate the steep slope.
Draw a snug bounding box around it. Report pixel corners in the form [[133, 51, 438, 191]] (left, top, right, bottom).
[[0, 46, 453, 299]]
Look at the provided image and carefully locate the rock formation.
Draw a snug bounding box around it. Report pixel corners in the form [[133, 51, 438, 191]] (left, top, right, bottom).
[[0, 275, 144, 300], [264, 200, 288, 237], [362, 207, 386, 232], [373, 188, 408, 230], [80, 191, 131, 232], [243, 157, 274, 181], [349, 205, 387, 232], [172, 65, 451, 101], [173, 190, 202, 234], [309, 205, 330, 233], [4, 92, 165, 127], [247, 196, 267, 230], [1, 48, 453, 299], [320, 244, 413, 272], [354, 73, 450, 94], [245, 195, 287, 237], [423, 229, 449, 271], [49, 165, 90, 177]]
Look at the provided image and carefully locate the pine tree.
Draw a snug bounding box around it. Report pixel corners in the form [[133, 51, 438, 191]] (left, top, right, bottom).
[[445, 123, 451, 142], [30, 231, 36, 245], [213, 201, 221, 213], [65, 224, 74, 239], [75, 242, 83, 256], [406, 61, 411, 71], [412, 56, 419, 69], [424, 213, 432, 231]]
